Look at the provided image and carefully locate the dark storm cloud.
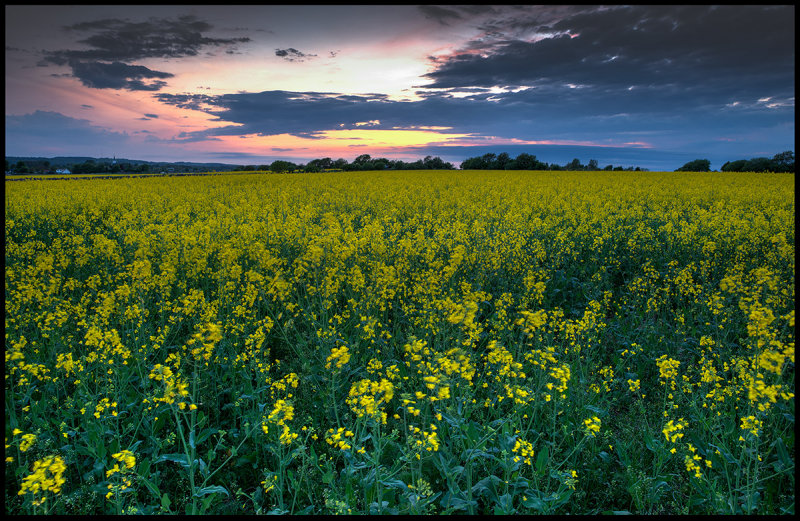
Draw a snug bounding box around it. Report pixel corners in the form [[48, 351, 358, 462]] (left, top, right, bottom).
[[418, 6, 463, 25], [42, 16, 250, 64], [421, 5, 795, 105], [155, 89, 488, 138], [38, 15, 250, 91], [275, 48, 317, 62], [418, 5, 501, 25], [68, 61, 173, 91], [155, 79, 792, 143]]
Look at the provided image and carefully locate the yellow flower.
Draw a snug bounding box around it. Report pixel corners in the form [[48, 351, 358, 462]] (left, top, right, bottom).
[[19, 433, 37, 452], [512, 438, 535, 466], [740, 415, 762, 437], [583, 416, 601, 437], [112, 449, 136, 469], [325, 345, 350, 370], [18, 455, 67, 505], [662, 418, 686, 443]]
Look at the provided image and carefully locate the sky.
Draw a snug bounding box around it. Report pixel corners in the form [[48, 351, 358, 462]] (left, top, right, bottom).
[[5, 5, 795, 170]]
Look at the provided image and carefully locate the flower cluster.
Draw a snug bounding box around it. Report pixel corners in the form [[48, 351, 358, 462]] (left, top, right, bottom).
[[346, 378, 394, 424], [325, 345, 351, 371], [18, 455, 67, 506], [512, 438, 535, 466], [325, 427, 355, 451], [583, 416, 601, 437]]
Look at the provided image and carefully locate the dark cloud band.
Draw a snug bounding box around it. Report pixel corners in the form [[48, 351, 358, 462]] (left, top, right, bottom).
[[38, 15, 250, 91]]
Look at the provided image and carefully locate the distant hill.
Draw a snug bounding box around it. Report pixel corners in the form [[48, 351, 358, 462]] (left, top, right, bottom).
[[6, 156, 244, 171]]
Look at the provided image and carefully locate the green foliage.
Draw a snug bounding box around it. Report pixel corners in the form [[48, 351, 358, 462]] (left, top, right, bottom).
[[459, 152, 643, 171], [721, 151, 794, 173], [675, 159, 711, 172]]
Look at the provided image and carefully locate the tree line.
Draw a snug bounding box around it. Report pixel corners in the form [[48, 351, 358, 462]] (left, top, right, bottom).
[[245, 154, 455, 173], [5, 159, 211, 175], [6, 150, 794, 175], [458, 152, 647, 171], [676, 151, 794, 173]]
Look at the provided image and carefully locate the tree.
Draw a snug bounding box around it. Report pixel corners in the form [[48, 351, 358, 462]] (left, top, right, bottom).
[[772, 150, 794, 172], [512, 153, 538, 170], [743, 157, 772, 172], [270, 160, 296, 173], [460, 156, 484, 169], [566, 158, 584, 171], [495, 152, 511, 170], [587, 159, 599, 170], [460, 153, 498, 169], [371, 157, 390, 170], [676, 159, 711, 172], [306, 157, 333, 172], [721, 159, 747, 172]]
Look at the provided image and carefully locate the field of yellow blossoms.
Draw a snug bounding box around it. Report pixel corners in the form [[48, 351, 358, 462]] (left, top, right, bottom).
[[5, 170, 794, 514]]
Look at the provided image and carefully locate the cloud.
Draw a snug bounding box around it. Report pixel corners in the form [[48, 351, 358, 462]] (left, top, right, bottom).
[[418, 6, 463, 25], [5, 110, 131, 155], [143, 113, 159, 118], [153, 84, 793, 166], [38, 15, 250, 91], [421, 5, 794, 105], [68, 60, 173, 90], [43, 15, 250, 64], [147, 5, 792, 164], [275, 47, 317, 62], [155, 89, 455, 137]]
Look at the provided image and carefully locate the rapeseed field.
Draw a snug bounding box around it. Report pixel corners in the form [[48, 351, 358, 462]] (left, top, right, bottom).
[[5, 170, 794, 514]]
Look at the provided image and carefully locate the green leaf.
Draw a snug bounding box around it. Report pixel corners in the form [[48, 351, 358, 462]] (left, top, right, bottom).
[[153, 414, 166, 434], [464, 421, 480, 446], [772, 437, 791, 470], [614, 438, 630, 467], [196, 457, 208, 478], [161, 493, 172, 510], [496, 493, 514, 514], [195, 427, 218, 447], [643, 431, 657, 452], [584, 404, 605, 415], [522, 494, 544, 511], [155, 453, 190, 468], [379, 478, 408, 491], [195, 485, 230, 497], [471, 475, 501, 503], [440, 493, 477, 512], [139, 475, 161, 500], [535, 445, 549, 474]]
